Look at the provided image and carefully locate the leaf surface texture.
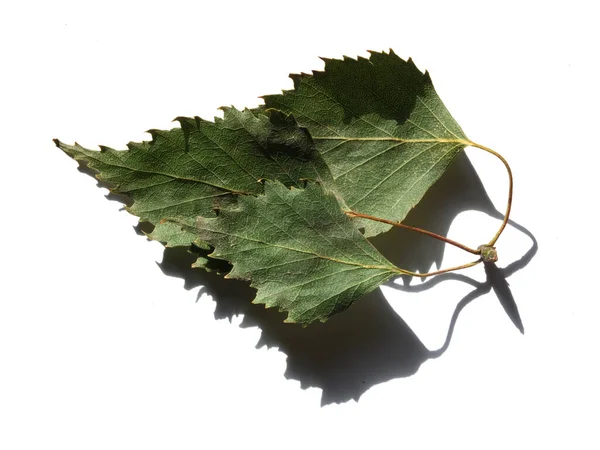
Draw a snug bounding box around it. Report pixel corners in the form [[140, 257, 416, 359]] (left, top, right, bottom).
[[57, 51, 474, 323], [263, 50, 468, 236], [194, 181, 397, 324], [56, 108, 332, 262]]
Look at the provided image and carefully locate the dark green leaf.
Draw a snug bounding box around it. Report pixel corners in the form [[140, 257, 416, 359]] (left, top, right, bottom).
[[263, 50, 469, 236], [56, 107, 333, 265], [57, 50, 480, 324]]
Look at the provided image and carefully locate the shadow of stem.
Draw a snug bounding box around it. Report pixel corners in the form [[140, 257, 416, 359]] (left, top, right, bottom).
[[388, 218, 538, 358]]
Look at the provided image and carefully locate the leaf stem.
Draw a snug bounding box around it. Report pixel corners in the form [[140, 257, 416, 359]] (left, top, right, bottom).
[[467, 141, 513, 246], [318, 135, 513, 250], [342, 139, 513, 252], [398, 258, 483, 278], [344, 209, 481, 255], [344, 140, 512, 278]]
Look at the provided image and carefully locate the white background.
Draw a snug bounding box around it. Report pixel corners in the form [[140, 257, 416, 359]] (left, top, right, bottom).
[[1, 1, 598, 448]]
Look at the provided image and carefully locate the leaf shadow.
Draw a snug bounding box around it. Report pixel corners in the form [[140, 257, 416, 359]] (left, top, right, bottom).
[[157, 153, 538, 405], [160, 248, 430, 404]]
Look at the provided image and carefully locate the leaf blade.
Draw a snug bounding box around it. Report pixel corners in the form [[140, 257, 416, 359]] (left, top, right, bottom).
[[263, 50, 469, 236], [194, 181, 397, 324], [55, 107, 333, 263]]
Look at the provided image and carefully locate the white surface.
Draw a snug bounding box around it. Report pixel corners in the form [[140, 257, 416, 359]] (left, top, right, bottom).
[[1, 1, 598, 448]]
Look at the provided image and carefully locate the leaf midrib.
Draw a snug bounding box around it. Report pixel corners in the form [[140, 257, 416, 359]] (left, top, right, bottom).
[[207, 227, 400, 273], [313, 136, 470, 145], [78, 152, 252, 196]]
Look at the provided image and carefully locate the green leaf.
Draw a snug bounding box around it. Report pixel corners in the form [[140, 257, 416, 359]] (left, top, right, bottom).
[[263, 50, 469, 236], [55, 107, 333, 265], [192, 181, 398, 324], [57, 50, 489, 325]]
